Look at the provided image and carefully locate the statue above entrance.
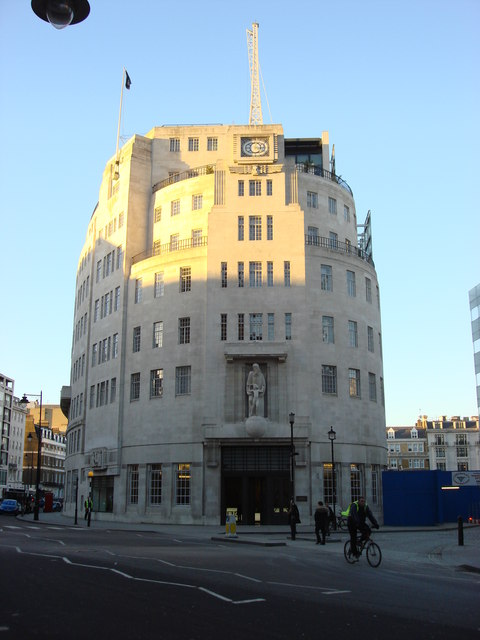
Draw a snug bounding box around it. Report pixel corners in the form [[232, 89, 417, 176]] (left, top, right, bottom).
[[246, 363, 266, 418]]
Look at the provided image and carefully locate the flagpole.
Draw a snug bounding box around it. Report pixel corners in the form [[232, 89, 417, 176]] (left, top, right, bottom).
[[114, 67, 126, 178]]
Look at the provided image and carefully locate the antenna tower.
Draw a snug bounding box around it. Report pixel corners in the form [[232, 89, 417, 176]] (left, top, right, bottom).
[[247, 22, 263, 126]]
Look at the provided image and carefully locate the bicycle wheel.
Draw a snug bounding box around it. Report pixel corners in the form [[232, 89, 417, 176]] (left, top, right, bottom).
[[338, 517, 347, 531], [366, 541, 382, 567], [344, 540, 356, 564]]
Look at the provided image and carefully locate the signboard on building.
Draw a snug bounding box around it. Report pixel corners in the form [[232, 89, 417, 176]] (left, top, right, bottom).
[[452, 471, 480, 486]]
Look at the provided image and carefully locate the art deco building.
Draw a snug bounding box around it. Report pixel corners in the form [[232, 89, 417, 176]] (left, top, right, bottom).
[[62, 124, 386, 524], [470, 283, 480, 415]]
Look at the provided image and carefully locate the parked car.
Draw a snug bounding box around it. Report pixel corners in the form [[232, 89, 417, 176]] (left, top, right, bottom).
[[0, 499, 20, 515]]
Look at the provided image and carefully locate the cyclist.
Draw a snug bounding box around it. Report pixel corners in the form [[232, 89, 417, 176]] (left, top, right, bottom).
[[346, 496, 379, 560]]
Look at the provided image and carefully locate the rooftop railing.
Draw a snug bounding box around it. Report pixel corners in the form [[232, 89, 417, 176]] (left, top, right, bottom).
[[132, 236, 208, 265], [152, 165, 215, 193], [296, 163, 353, 196], [305, 235, 374, 266]]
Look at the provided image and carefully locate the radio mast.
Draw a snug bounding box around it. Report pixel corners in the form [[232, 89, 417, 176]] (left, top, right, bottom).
[[247, 22, 263, 126]]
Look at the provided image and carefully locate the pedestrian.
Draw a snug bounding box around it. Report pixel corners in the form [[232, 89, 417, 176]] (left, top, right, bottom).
[[325, 501, 335, 534], [288, 498, 300, 540], [314, 501, 329, 544], [84, 497, 92, 520]]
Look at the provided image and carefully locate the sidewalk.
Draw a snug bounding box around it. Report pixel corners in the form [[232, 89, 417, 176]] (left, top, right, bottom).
[[17, 512, 480, 573]]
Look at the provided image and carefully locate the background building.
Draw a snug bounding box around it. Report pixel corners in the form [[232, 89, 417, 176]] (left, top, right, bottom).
[[0, 373, 27, 496], [418, 415, 479, 471], [470, 283, 480, 415], [386, 426, 428, 470], [62, 123, 386, 525]]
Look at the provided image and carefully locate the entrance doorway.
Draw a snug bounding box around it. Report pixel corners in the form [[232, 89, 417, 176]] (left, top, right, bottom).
[[221, 446, 291, 525]]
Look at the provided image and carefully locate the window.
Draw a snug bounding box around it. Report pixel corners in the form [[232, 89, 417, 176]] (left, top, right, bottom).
[[328, 197, 337, 215], [133, 326, 141, 352], [348, 321, 358, 348], [118, 211, 124, 228], [180, 267, 191, 292], [178, 317, 191, 344], [238, 216, 244, 241], [192, 194, 203, 210], [344, 205, 350, 222], [349, 369, 361, 397], [284, 261, 291, 287], [266, 180, 273, 196], [114, 286, 120, 311], [221, 314, 227, 341], [329, 232, 338, 249], [127, 465, 139, 504], [367, 326, 374, 352], [154, 272, 164, 298], [207, 137, 218, 151], [150, 369, 163, 398], [347, 270, 356, 297], [249, 216, 262, 240], [268, 313, 275, 341], [153, 240, 161, 256], [92, 343, 98, 366], [153, 321, 163, 348], [285, 313, 292, 340], [135, 279, 143, 304], [154, 206, 162, 223], [249, 180, 261, 196], [221, 262, 228, 288], [175, 366, 191, 395], [249, 262, 262, 287], [238, 180, 244, 196], [110, 377, 116, 402], [238, 262, 244, 288], [176, 463, 191, 505], [148, 464, 162, 505], [267, 215, 273, 240], [188, 137, 199, 151], [322, 365, 337, 394], [238, 313, 245, 341], [321, 265, 333, 291], [322, 316, 334, 344], [368, 373, 377, 401], [192, 229, 202, 247], [249, 313, 263, 341], [96, 260, 102, 282], [169, 138, 180, 152], [307, 191, 318, 208], [365, 277, 372, 303], [116, 245, 123, 270], [308, 226, 319, 244], [113, 333, 118, 358], [130, 373, 140, 401], [267, 262, 274, 287], [171, 199, 180, 216]]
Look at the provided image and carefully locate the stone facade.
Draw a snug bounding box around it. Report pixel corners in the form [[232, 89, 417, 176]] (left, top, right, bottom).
[[63, 124, 386, 525]]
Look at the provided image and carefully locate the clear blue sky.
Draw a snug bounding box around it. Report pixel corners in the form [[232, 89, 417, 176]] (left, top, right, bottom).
[[0, 0, 478, 424]]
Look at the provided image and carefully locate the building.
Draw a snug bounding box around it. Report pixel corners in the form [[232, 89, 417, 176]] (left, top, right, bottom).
[[470, 283, 480, 415], [0, 374, 27, 496], [417, 415, 479, 471], [386, 426, 428, 470], [62, 123, 386, 525]]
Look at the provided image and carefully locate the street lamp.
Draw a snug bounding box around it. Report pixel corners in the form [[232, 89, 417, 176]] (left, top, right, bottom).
[[31, 0, 90, 29], [289, 412, 296, 500], [20, 392, 43, 521], [87, 470, 93, 527], [328, 426, 337, 527], [27, 432, 34, 489]]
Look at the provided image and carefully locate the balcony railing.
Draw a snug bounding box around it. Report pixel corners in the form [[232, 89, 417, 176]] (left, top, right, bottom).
[[296, 163, 353, 196], [305, 235, 374, 266], [132, 236, 208, 265], [152, 165, 215, 193]]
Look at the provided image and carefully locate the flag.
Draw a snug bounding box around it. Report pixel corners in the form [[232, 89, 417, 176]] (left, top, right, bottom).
[[125, 70, 131, 90]]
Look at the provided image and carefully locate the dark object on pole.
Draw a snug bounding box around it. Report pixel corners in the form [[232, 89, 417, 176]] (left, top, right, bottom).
[[289, 412, 295, 499], [328, 426, 337, 529], [458, 516, 464, 546], [31, 0, 90, 29], [74, 477, 79, 525]]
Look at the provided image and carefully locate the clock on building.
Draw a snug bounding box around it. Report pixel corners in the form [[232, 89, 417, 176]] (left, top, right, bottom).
[[241, 137, 269, 157]]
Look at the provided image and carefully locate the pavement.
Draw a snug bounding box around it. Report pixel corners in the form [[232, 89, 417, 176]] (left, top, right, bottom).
[[13, 511, 480, 574]]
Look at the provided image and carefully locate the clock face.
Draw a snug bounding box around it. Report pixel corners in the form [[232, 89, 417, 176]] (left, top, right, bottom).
[[241, 138, 269, 157]]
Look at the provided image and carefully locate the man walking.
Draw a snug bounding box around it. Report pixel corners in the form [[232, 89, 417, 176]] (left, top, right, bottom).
[[314, 501, 329, 545]]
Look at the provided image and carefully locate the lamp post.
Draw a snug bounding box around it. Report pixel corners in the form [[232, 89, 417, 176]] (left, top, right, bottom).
[[289, 412, 296, 500], [31, 0, 90, 29], [328, 426, 337, 527], [87, 470, 93, 527], [20, 392, 43, 521], [74, 476, 79, 525]]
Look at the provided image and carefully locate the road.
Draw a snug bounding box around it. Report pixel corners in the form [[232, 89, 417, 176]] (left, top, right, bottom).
[[0, 521, 479, 639]]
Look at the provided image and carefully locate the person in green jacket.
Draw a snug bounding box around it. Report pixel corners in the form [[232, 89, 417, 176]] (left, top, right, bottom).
[[346, 496, 379, 560]]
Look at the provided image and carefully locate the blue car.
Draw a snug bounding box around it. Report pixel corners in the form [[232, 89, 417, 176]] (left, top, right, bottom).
[[0, 499, 20, 515]]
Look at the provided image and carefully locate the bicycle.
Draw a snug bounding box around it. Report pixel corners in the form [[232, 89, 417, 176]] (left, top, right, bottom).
[[344, 531, 382, 567]]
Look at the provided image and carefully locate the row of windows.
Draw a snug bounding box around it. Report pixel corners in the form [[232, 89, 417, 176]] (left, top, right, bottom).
[[237, 179, 273, 197], [98, 211, 124, 236], [322, 317, 381, 354], [76, 275, 90, 309], [237, 215, 274, 241], [74, 313, 88, 344], [70, 392, 84, 420], [307, 193, 350, 220], [96, 246, 123, 283], [92, 334, 119, 365], [130, 366, 191, 400], [221, 261, 291, 288], [321, 366, 384, 403], [170, 136, 217, 152], [127, 462, 191, 506], [89, 378, 117, 408], [94, 287, 121, 320]]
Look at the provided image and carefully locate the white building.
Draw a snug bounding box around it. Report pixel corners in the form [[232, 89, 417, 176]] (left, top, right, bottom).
[[0, 374, 27, 495], [470, 283, 480, 415], [416, 415, 480, 471], [62, 123, 386, 524]]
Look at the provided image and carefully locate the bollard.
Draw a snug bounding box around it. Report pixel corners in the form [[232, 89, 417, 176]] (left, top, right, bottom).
[[457, 516, 464, 546]]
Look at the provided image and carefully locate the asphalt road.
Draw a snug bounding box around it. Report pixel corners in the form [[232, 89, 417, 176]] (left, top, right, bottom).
[[0, 522, 479, 639]]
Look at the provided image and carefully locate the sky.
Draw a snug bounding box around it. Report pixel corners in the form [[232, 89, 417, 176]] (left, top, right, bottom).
[[0, 0, 478, 425]]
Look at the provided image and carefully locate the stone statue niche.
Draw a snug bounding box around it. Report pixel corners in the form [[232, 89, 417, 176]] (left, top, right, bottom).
[[245, 363, 267, 438]]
